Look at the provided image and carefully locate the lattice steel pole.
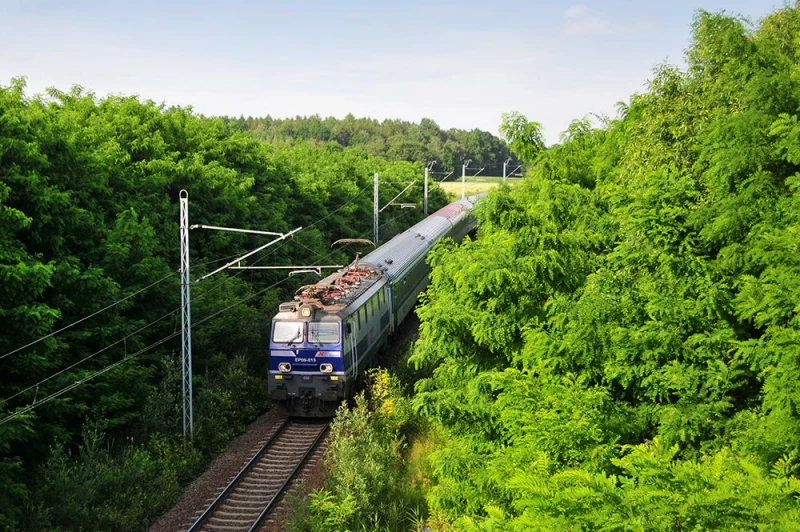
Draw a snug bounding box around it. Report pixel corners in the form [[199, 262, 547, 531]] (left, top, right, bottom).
[[179, 190, 193, 442], [462, 159, 471, 200], [424, 161, 435, 215], [373, 172, 379, 244]]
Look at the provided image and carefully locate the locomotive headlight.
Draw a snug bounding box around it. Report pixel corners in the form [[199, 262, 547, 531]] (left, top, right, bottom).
[[278, 362, 292, 373], [301, 307, 312, 317], [319, 363, 333, 374]]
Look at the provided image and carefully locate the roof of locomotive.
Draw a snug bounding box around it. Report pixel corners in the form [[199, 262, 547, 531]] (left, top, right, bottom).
[[291, 264, 386, 311]]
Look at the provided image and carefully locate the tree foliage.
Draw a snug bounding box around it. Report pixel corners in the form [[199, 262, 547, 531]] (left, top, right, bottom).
[[0, 78, 449, 528], [409, 4, 800, 529], [499, 111, 546, 163]]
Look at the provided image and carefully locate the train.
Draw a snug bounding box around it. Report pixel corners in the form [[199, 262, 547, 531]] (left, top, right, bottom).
[[268, 195, 481, 416]]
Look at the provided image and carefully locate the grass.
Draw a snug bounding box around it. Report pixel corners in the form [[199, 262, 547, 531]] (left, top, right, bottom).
[[437, 175, 522, 199]]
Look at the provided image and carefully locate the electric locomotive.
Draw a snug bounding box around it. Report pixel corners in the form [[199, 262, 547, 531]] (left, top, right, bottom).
[[268, 195, 479, 416]]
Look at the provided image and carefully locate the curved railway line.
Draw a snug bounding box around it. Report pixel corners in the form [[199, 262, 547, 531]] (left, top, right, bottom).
[[186, 417, 329, 532]]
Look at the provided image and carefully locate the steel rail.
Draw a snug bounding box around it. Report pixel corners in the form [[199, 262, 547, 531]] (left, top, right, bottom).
[[187, 416, 291, 532], [248, 423, 330, 531]]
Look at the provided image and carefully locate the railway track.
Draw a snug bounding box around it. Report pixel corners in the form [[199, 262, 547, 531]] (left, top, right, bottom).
[[187, 417, 329, 532]]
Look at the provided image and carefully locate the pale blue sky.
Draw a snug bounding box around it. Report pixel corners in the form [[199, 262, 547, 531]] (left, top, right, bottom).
[[0, 0, 781, 144]]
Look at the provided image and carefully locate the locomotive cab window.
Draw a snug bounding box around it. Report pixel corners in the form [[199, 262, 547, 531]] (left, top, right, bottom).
[[309, 322, 340, 344], [272, 321, 304, 343]]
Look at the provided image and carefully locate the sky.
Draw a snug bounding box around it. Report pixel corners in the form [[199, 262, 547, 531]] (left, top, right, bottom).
[[0, 0, 782, 144]]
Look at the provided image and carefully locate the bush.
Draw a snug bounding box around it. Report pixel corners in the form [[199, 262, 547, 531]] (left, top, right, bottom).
[[292, 370, 425, 532], [194, 355, 269, 455], [25, 426, 202, 531]]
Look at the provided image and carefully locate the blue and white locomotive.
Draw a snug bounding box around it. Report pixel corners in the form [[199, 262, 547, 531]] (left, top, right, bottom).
[[268, 196, 479, 416]]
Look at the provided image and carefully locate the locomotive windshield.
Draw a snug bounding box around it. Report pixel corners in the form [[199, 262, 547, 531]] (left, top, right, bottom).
[[272, 321, 304, 343], [308, 322, 340, 344]]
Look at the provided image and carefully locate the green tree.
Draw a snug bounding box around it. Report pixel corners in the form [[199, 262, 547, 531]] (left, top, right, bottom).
[[499, 111, 545, 162], [406, 4, 800, 529]]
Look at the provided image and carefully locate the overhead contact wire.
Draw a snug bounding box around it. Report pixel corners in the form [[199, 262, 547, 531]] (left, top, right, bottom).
[[0, 276, 293, 426], [0, 271, 178, 362], [1, 177, 399, 408], [2, 306, 181, 404]]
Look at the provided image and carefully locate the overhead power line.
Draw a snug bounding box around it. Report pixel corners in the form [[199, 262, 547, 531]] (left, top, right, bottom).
[[0, 271, 178, 362], [0, 276, 293, 427], [0, 331, 181, 426], [3, 306, 181, 405], [0, 181, 374, 364], [305, 181, 373, 230], [0, 178, 412, 426]]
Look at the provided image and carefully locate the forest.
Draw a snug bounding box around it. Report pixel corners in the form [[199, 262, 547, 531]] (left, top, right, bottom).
[[294, 4, 800, 531], [0, 82, 453, 529], [3, 2, 800, 531], [228, 114, 514, 178]]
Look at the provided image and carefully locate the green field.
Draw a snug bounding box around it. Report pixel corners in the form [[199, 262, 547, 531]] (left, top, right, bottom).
[[438, 175, 522, 199]]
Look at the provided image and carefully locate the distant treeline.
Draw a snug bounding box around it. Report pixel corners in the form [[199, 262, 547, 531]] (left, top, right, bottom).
[[226, 114, 515, 177]]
